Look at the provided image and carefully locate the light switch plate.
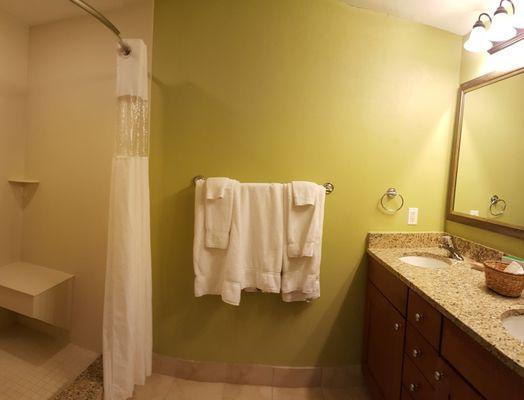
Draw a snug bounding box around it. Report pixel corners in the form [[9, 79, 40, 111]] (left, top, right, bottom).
[[408, 208, 418, 225]]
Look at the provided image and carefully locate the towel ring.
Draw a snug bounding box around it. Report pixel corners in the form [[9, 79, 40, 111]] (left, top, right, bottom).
[[380, 188, 404, 212], [489, 195, 506, 216]]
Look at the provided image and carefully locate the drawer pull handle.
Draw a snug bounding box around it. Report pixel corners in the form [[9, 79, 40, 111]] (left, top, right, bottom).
[[412, 348, 421, 358], [414, 312, 424, 322], [434, 371, 444, 381], [408, 383, 419, 392], [393, 322, 401, 331]]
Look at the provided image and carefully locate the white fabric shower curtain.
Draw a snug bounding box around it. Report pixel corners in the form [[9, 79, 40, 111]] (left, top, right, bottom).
[[103, 39, 152, 400]]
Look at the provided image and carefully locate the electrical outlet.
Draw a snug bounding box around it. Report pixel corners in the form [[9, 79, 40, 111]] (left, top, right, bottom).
[[408, 208, 418, 225], [469, 210, 480, 216]]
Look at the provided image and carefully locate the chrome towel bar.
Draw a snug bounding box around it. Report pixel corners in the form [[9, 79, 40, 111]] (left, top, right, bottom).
[[192, 176, 334, 195]]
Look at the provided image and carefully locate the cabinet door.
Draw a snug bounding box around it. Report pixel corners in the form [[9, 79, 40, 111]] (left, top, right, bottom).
[[365, 281, 406, 400]]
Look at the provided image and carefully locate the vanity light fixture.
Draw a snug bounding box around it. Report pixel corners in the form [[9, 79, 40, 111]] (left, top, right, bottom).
[[488, 0, 517, 41], [464, 13, 493, 52]]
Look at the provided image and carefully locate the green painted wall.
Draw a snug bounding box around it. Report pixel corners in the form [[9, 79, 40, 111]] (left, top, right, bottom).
[[150, 0, 462, 366], [446, 38, 524, 258]]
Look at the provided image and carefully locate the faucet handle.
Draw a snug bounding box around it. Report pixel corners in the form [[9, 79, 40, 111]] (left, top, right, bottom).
[[442, 235, 453, 247]]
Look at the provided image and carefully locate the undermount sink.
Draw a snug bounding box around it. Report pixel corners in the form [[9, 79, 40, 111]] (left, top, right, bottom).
[[399, 255, 451, 269], [502, 310, 524, 342]]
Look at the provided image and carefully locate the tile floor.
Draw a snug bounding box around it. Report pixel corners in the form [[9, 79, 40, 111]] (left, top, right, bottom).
[[131, 374, 371, 400], [0, 324, 98, 400]]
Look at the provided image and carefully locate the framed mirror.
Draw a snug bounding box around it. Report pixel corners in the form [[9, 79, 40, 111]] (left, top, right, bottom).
[[447, 66, 524, 240]]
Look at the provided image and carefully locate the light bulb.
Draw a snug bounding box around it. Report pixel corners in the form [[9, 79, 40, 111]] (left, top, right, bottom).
[[464, 24, 493, 52], [489, 7, 517, 41]]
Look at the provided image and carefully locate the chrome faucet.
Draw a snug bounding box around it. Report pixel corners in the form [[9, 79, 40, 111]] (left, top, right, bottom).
[[440, 235, 463, 261]]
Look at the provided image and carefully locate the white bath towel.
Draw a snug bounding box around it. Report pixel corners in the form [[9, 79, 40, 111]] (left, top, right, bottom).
[[236, 183, 284, 294], [193, 181, 284, 305], [282, 182, 325, 302], [204, 177, 237, 249]]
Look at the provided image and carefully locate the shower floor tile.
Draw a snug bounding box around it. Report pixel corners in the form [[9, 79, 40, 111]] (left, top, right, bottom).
[[0, 324, 98, 400]]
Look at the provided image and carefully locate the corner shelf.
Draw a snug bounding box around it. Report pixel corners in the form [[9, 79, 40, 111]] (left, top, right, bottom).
[[8, 178, 40, 184]]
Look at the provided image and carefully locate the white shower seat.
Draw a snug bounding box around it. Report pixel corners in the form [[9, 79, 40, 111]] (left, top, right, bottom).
[[0, 262, 74, 329]]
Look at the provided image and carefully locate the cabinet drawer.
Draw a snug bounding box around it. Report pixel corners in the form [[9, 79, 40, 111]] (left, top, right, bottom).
[[368, 257, 408, 315], [407, 290, 442, 349], [402, 356, 436, 399], [441, 318, 524, 400], [405, 324, 449, 393]]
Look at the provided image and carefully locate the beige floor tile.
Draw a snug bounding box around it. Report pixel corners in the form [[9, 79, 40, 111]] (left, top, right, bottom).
[[131, 374, 174, 400], [323, 386, 371, 400], [223, 383, 273, 400], [273, 387, 324, 400], [166, 378, 223, 400]]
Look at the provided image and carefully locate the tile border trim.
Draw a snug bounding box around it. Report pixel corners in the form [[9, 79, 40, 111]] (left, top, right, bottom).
[[152, 353, 362, 388]]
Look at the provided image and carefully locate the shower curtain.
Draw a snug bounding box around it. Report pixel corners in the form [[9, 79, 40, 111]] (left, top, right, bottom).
[[103, 39, 152, 400]]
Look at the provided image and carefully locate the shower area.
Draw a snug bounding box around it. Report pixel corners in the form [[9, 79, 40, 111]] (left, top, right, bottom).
[[0, 1, 154, 399]]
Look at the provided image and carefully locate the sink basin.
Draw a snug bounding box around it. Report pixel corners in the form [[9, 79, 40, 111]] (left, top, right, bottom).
[[502, 310, 524, 342], [399, 255, 450, 269]]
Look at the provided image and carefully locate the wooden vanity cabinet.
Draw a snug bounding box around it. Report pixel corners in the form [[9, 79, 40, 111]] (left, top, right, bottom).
[[363, 281, 406, 400], [363, 256, 522, 400]]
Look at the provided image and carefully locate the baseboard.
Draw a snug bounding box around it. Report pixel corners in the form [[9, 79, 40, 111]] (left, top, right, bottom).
[[153, 353, 363, 388]]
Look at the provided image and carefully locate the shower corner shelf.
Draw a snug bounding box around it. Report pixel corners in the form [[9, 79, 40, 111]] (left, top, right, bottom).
[[8, 178, 40, 184]]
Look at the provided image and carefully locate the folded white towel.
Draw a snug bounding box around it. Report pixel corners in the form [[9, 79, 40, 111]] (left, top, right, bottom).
[[194, 179, 242, 305], [282, 183, 325, 302], [504, 261, 524, 275], [292, 181, 317, 206], [194, 181, 284, 305], [287, 182, 325, 258], [204, 178, 237, 249], [236, 183, 284, 294]]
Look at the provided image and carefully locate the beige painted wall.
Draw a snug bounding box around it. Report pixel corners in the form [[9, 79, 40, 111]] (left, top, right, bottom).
[[0, 9, 29, 328], [21, 1, 154, 352], [151, 0, 462, 366], [445, 38, 524, 258]]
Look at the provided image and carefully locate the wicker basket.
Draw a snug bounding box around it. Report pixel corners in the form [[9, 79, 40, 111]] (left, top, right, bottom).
[[484, 261, 524, 298]]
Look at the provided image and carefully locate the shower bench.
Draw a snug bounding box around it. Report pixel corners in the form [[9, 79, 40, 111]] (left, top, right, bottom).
[[0, 262, 73, 329]]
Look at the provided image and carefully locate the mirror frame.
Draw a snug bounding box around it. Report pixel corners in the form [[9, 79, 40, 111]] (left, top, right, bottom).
[[446, 66, 524, 240]]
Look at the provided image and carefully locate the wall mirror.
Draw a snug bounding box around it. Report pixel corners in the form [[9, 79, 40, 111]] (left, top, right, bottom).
[[447, 66, 524, 239]]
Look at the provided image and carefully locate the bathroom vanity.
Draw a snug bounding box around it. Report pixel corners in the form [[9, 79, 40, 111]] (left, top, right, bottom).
[[362, 233, 524, 400]]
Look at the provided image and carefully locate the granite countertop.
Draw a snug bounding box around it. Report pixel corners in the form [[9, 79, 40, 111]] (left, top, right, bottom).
[[367, 232, 524, 378]]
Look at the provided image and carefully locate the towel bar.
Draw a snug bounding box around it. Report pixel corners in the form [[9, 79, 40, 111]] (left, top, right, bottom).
[[192, 176, 334, 195]]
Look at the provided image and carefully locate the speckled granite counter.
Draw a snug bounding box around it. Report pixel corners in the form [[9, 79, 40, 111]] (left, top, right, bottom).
[[367, 232, 524, 378]]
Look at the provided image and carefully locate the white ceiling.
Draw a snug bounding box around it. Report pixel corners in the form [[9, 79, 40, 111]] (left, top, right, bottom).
[[0, 0, 142, 26], [341, 0, 504, 35], [0, 0, 513, 34]]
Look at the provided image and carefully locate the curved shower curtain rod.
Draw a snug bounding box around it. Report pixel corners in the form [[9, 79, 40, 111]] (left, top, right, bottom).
[[68, 0, 131, 56]]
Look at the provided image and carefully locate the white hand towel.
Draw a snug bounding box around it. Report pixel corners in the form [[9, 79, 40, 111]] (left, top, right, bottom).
[[287, 182, 325, 258], [292, 181, 317, 206], [504, 261, 524, 275], [204, 177, 237, 249], [282, 183, 325, 302]]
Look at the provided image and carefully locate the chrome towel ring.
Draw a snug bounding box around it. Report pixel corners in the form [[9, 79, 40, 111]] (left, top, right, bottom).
[[489, 195, 507, 216], [380, 188, 404, 212]]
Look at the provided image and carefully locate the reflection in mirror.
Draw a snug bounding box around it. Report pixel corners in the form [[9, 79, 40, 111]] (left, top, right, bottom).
[[453, 70, 524, 229]]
